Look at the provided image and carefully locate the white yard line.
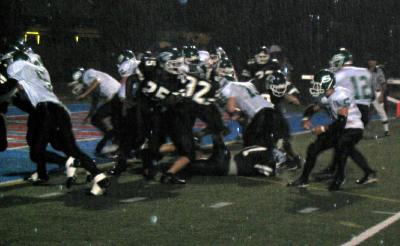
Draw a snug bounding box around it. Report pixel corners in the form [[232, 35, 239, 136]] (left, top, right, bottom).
[[209, 202, 233, 209], [36, 192, 63, 198], [120, 197, 148, 203], [341, 211, 400, 246]]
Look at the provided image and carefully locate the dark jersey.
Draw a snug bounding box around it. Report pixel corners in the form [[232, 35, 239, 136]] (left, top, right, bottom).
[[241, 58, 280, 81], [180, 64, 220, 106]]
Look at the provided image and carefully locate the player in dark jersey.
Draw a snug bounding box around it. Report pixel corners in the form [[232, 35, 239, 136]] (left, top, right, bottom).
[[258, 71, 303, 170], [134, 48, 195, 183], [241, 46, 281, 85], [180, 46, 227, 153]]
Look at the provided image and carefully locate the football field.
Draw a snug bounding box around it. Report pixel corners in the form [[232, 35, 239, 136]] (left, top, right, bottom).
[[0, 109, 399, 245]]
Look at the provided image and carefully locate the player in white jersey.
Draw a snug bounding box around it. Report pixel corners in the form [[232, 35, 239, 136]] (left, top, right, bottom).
[[220, 79, 276, 149], [7, 51, 110, 195], [288, 69, 376, 191], [71, 68, 121, 155], [329, 48, 373, 126]]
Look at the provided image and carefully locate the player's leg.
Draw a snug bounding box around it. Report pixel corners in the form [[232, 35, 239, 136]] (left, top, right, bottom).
[[27, 103, 54, 183], [55, 103, 109, 195], [372, 92, 389, 135], [160, 106, 195, 184], [288, 132, 335, 187]]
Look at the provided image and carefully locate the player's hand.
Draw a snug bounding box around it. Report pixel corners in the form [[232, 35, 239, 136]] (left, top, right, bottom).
[[312, 125, 326, 135], [302, 119, 312, 130]]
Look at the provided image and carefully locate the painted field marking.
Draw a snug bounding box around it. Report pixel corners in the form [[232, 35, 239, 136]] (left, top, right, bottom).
[[36, 192, 63, 198], [209, 202, 233, 209], [298, 207, 319, 214], [339, 221, 363, 229], [120, 197, 148, 203], [372, 211, 397, 215], [341, 211, 400, 246]]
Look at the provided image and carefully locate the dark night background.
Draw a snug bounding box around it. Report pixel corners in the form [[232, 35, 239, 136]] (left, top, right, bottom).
[[1, 0, 400, 98]]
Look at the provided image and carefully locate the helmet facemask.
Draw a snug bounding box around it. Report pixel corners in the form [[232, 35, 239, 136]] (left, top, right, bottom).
[[270, 83, 287, 97]]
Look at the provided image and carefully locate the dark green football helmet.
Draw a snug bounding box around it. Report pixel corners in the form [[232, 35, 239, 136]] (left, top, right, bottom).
[[117, 50, 136, 64], [183, 45, 199, 64], [159, 48, 184, 75], [310, 69, 335, 97], [216, 57, 235, 78], [266, 71, 287, 97]]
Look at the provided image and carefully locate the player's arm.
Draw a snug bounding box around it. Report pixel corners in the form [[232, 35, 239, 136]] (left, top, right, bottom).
[[76, 79, 100, 100], [284, 83, 301, 105], [83, 94, 99, 124], [301, 103, 320, 129], [313, 106, 347, 135], [377, 69, 386, 103], [225, 97, 241, 120], [284, 94, 301, 106]]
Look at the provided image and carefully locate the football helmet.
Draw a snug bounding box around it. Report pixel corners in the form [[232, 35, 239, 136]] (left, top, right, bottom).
[[216, 57, 235, 78], [159, 48, 185, 75], [117, 50, 136, 64], [255, 46, 270, 64], [309, 69, 335, 97], [69, 68, 86, 95], [72, 67, 85, 82], [329, 48, 352, 70], [183, 45, 200, 64], [266, 71, 287, 97]]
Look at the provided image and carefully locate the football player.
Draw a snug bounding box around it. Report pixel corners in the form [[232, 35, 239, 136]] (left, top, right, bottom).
[[314, 49, 374, 179], [241, 46, 280, 82], [366, 54, 389, 136], [288, 69, 376, 191], [70, 68, 121, 156], [190, 144, 290, 178], [259, 71, 303, 170], [1, 52, 78, 183], [137, 48, 194, 183], [219, 76, 276, 153], [6, 51, 109, 195]]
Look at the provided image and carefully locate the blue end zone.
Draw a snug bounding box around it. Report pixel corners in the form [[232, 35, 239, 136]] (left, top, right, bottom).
[[1, 103, 334, 184]]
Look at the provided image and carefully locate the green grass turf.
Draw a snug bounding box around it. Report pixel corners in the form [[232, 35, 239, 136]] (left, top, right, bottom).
[[0, 120, 399, 246]]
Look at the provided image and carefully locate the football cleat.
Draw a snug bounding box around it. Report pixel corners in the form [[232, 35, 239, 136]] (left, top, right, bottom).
[[356, 171, 378, 185], [287, 178, 309, 188], [90, 173, 110, 196], [160, 172, 186, 184], [328, 179, 345, 191], [24, 172, 49, 185]]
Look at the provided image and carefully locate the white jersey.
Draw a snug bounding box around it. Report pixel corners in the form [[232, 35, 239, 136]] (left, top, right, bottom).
[[117, 59, 139, 99], [7, 60, 60, 107], [324, 86, 364, 129], [82, 69, 120, 100], [220, 81, 274, 118], [334, 66, 373, 106], [27, 52, 43, 67]]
